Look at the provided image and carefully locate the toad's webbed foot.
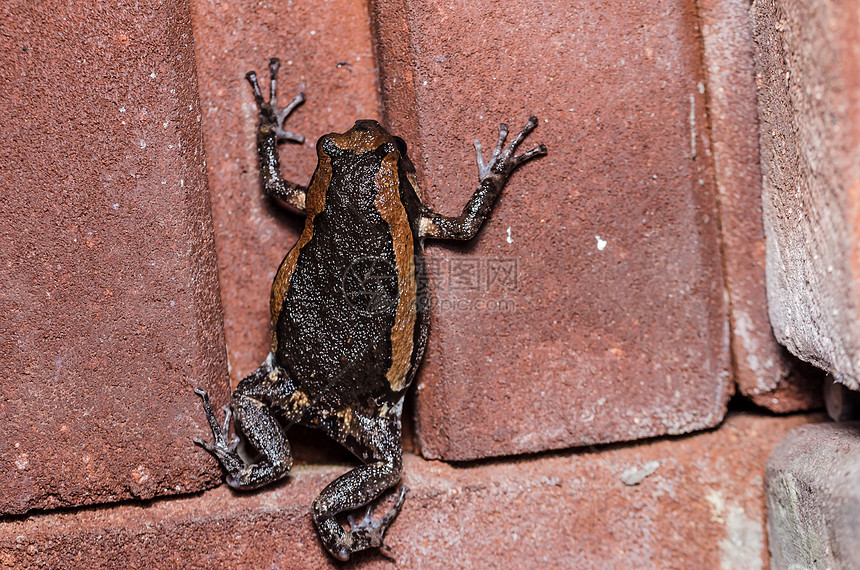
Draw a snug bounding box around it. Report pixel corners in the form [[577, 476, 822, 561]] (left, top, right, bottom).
[[194, 358, 294, 489], [345, 487, 408, 558], [193, 380, 293, 489], [475, 115, 546, 182], [246, 57, 305, 143], [193, 388, 244, 476], [475, 115, 547, 183]]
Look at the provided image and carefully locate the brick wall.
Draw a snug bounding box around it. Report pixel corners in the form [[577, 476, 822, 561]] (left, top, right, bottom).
[[749, 0, 860, 566], [1, 0, 852, 566]]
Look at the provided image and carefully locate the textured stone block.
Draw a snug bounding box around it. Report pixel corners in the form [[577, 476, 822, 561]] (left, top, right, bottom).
[[766, 421, 860, 569], [373, 0, 731, 460], [0, 413, 818, 568], [190, 0, 382, 383], [751, 0, 860, 390], [697, 0, 823, 411], [0, 0, 229, 514]]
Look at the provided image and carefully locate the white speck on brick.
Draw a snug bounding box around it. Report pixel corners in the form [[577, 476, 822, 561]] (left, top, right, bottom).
[[621, 460, 659, 485], [596, 236, 607, 251], [506, 227, 514, 244], [689, 93, 697, 159]]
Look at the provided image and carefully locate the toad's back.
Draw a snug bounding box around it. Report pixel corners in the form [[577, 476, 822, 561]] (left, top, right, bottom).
[[269, 121, 426, 411]]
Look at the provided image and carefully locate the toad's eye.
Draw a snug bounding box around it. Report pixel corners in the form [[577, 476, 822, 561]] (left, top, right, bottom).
[[393, 136, 407, 155]]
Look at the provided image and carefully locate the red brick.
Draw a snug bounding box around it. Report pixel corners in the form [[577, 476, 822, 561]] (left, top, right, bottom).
[[751, 0, 860, 391], [766, 421, 860, 569], [0, 412, 820, 568], [373, 0, 731, 460], [0, 1, 229, 514], [190, 0, 382, 383], [697, 0, 823, 411]]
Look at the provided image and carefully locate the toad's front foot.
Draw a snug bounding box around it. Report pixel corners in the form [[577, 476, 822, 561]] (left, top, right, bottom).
[[475, 115, 547, 183], [246, 57, 305, 143]]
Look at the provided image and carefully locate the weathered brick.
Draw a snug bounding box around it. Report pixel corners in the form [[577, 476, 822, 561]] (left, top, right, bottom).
[[0, 412, 820, 568], [751, 0, 860, 390], [697, 0, 824, 411], [373, 0, 731, 460], [766, 421, 860, 569], [190, 0, 382, 383], [0, 1, 229, 513]]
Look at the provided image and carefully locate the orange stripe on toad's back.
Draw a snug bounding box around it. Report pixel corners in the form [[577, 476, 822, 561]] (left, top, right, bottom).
[[373, 149, 417, 393], [268, 145, 331, 350]]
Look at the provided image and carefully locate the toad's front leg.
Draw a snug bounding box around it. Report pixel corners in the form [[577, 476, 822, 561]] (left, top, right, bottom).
[[418, 116, 547, 240], [246, 57, 308, 212], [194, 359, 296, 489], [313, 412, 407, 560]]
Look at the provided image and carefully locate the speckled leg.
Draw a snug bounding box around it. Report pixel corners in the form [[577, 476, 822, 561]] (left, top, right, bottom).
[[312, 411, 407, 561], [418, 116, 547, 240], [246, 57, 308, 211], [194, 355, 297, 489]]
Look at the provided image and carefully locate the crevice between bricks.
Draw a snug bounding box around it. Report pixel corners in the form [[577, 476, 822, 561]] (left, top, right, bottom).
[[436, 409, 825, 472], [693, 0, 826, 412], [0, 462, 340, 526], [2, 409, 818, 524], [693, 0, 743, 404]]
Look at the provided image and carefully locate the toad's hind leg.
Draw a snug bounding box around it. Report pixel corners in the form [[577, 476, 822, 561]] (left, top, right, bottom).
[[194, 355, 297, 489], [312, 411, 407, 561]]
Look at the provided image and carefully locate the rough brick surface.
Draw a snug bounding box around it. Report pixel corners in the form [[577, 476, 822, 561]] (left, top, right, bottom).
[[0, 1, 229, 514], [751, 0, 860, 390], [190, 0, 382, 384], [766, 421, 860, 569], [697, 0, 823, 411], [0, 413, 819, 568], [373, 0, 731, 460]]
